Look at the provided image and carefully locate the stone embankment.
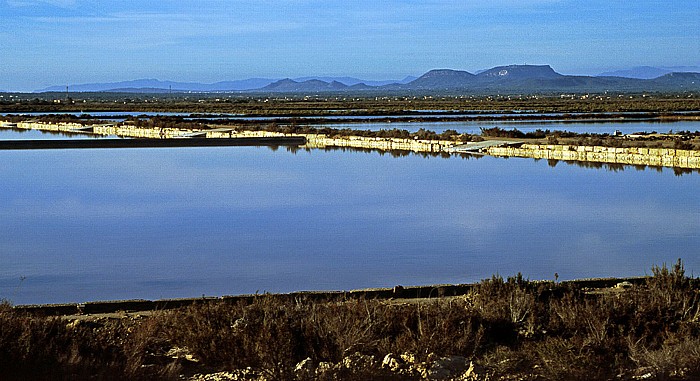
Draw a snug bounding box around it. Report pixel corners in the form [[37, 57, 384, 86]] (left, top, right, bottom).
[[486, 143, 700, 169], [92, 124, 189, 138], [207, 130, 455, 153], [302, 134, 455, 152], [3, 121, 198, 138], [1, 120, 457, 153], [6, 120, 86, 133], [3, 120, 700, 169]]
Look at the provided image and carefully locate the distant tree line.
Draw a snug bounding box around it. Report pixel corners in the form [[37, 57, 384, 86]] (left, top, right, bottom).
[[1, 114, 90, 125]]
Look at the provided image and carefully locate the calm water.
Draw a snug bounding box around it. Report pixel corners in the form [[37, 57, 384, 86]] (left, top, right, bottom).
[[1, 131, 699, 305], [5, 120, 698, 138], [0, 129, 114, 140], [5, 111, 699, 130]]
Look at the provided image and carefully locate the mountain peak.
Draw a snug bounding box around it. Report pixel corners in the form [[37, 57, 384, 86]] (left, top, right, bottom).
[[477, 65, 561, 80], [32, 64, 700, 94], [409, 69, 476, 89], [420, 69, 475, 78], [259, 78, 349, 92]]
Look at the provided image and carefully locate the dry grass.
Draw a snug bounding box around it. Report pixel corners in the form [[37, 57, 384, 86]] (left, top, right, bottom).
[[1, 260, 699, 380]]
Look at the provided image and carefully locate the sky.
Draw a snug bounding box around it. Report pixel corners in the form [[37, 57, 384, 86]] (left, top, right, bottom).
[[0, 0, 698, 91]]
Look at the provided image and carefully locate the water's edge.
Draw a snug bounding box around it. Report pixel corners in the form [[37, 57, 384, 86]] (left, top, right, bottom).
[[15, 277, 647, 316], [3, 120, 699, 169]]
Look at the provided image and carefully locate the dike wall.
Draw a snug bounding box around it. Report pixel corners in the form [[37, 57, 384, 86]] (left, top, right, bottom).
[[486, 144, 700, 169], [3, 120, 700, 168], [11, 121, 85, 133], [177, 129, 456, 153], [92, 124, 189, 138], [301, 134, 455, 153], [3, 121, 197, 139], [2, 122, 454, 153]]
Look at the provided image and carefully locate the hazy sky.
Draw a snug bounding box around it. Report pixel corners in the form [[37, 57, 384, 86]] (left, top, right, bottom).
[[1, 0, 698, 91]]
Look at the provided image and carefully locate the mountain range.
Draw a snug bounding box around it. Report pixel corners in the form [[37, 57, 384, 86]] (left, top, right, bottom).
[[255, 65, 699, 93], [598, 66, 700, 79], [39, 76, 416, 93], [37, 65, 700, 94]]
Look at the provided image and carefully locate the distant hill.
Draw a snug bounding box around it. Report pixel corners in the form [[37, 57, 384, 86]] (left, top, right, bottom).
[[207, 78, 279, 91], [477, 64, 562, 80], [259, 76, 417, 92], [405, 65, 561, 90], [36, 65, 700, 94], [292, 76, 415, 87], [398, 76, 419, 84], [37, 75, 416, 93], [38, 78, 278, 92], [391, 65, 698, 93], [106, 87, 174, 93], [260, 79, 351, 92], [388, 64, 696, 93], [407, 69, 476, 89], [651, 72, 700, 88], [599, 66, 671, 79], [599, 66, 700, 79]]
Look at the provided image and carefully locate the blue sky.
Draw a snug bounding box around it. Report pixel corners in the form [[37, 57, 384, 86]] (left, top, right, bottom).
[[1, 0, 698, 91]]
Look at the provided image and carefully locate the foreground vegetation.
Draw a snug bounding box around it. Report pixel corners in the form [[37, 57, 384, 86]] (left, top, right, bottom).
[[1, 261, 699, 380]]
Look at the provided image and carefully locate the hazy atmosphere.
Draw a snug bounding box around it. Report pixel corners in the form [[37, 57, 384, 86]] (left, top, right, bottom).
[[1, 0, 698, 91]]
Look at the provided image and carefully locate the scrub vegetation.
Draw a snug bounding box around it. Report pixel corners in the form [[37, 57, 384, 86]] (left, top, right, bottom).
[[1, 261, 699, 380], [1, 93, 699, 114]]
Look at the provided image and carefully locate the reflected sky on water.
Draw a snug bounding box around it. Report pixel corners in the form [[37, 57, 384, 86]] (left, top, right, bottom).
[[0, 129, 113, 140], [3, 112, 699, 135], [0, 137, 698, 304]]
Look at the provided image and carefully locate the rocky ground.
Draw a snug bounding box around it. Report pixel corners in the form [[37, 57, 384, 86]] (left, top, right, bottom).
[[173, 347, 672, 381], [182, 352, 484, 381]]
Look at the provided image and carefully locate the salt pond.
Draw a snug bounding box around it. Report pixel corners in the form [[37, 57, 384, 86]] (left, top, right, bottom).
[[0, 129, 698, 305]]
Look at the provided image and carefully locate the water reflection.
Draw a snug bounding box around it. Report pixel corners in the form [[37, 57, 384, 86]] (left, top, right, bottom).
[[0, 144, 698, 305], [322, 120, 700, 135], [0, 128, 112, 140], [539, 157, 699, 176], [296, 145, 699, 175], [4, 112, 700, 134]]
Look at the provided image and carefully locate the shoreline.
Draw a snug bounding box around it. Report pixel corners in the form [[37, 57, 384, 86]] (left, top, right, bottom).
[[4, 263, 698, 380], [0, 136, 305, 150], [13, 276, 648, 316], [485, 143, 700, 169], [2, 119, 699, 169]]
